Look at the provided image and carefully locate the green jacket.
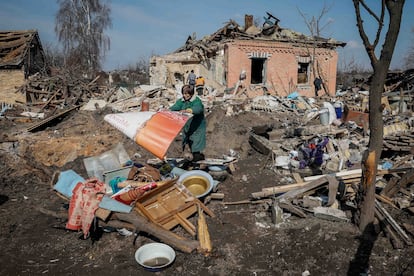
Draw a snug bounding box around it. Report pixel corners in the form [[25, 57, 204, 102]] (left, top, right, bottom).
[[169, 95, 206, 152]]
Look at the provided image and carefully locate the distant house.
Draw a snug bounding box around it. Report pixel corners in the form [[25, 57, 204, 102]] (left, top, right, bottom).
[[0, 30, 47, 104], [150, 14, 346, 98]]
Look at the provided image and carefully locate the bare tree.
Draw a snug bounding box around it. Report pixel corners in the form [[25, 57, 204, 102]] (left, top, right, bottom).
[[55, 0, 112, 77], [337, 55, 370, 91], [43, 42, 65, 70], [404, 27, 414, 69], [352, 0, 405, 231], [298, 2, 334, 94]]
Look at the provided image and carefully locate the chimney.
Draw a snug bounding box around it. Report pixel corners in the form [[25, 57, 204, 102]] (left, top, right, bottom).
[[245, 14, 253, 31]]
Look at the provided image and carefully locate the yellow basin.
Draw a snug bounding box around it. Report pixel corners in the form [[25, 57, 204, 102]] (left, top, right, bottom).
[[178, 170, 214, 198]]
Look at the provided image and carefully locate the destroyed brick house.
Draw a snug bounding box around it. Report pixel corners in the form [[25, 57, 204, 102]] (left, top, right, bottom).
[[0, 30, 47, 104], [150, 13, 346, 98]]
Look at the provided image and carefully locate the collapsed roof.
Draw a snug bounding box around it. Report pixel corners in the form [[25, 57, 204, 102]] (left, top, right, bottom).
[[174, 13, 346, 59], [0, 30, 44, 68]]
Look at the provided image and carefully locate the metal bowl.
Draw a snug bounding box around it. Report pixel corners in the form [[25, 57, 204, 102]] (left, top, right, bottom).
[[178, 170, 214, 198]]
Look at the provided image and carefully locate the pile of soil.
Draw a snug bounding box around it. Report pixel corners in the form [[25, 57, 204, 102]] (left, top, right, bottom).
[[0, 105, 413, 275]]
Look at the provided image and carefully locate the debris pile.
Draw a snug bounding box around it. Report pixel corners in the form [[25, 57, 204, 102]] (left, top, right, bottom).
[[1, 67, 414, 273]]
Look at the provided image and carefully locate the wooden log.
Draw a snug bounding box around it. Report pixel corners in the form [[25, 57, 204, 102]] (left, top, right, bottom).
[[115, 212, 200, 254]]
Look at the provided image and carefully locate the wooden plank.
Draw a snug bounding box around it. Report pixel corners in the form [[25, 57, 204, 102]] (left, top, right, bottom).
[[26, 105, 79, 132], [382, 168, 414, 197], [375, 194, 399, 209], [278, 200, 307, 218], [292, 173, 303, 183], [276, 176, 329, 201], [375, 208, 404, 249], [95, 208, 111, 221], [303, 169, 362, 182], [252, 182, 310, 199], [375, 200, 412, 246]]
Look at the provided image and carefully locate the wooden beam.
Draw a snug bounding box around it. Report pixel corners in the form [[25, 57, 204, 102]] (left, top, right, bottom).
[[116, 213, 200, 254]]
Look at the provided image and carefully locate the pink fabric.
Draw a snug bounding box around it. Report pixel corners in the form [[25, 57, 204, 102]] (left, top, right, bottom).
[[66, 178, 106, 238]]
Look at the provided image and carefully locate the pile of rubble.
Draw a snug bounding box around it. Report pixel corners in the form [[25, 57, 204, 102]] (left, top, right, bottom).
[[2, 69, 414, 255]]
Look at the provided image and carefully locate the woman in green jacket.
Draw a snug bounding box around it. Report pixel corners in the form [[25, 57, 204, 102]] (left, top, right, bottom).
[[170, 84, 206, 161]]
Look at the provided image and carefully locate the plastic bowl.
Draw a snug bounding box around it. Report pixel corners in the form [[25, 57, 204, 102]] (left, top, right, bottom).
[[135, 243, 175, 271]]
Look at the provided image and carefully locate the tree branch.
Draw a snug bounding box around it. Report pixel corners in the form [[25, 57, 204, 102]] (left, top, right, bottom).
[[353, 0, 378, 64]]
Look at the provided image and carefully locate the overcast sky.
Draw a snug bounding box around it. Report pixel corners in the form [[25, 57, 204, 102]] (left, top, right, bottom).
[[1, 0, 413, 71]]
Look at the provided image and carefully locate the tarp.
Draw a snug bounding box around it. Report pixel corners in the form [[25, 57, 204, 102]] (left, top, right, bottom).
[[104, 110, 191, 160]]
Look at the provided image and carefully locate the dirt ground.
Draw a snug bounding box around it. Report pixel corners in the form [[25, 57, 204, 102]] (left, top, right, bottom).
[[1, 104, 413, 276]]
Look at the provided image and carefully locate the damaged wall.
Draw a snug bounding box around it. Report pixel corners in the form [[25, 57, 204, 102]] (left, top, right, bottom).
[[150, 50, 226, 92], [0, 30, 47, 104], [226, 40, 339, 97], [0, 70, 26, 104], [149, 14, 344, 98]]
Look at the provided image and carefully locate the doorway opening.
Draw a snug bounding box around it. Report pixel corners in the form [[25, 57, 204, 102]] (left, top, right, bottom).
[[251, 58, 266, 84]]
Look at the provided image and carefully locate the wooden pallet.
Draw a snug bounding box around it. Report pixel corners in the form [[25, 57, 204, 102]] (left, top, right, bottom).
[[134, 178, 214, 236]]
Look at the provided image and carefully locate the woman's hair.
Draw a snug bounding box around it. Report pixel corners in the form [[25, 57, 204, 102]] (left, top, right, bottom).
[[182, 84, 195, 96]]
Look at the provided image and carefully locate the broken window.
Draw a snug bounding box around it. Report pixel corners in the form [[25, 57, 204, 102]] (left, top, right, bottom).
[[297, 62, 309, 84], [251, 58, 266, 84]]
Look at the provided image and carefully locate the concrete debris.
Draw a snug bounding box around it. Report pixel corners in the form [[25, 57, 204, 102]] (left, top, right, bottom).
[[313, 206, 349, 222]]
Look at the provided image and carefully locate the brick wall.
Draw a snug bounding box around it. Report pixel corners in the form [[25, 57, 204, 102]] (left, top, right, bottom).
[[226, 40, 339, 97], [0, 69, 26, 104]]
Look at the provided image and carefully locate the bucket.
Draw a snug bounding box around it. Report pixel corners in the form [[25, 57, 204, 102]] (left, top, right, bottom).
[[319, 108, 329, 126], [334, 103, 342, 119], [141, 101, 149, 111]]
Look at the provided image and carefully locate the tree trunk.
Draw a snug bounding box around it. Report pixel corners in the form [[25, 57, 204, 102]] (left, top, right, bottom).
[[358, 65, 385, 231], [353, 0, 405, 231]]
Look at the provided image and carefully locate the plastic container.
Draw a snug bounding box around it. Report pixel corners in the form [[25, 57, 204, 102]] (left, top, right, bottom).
[[83, 156, 104, 181], [334, 102, 343, 119], [319, 108, 330, 126], [99, 151, 121, 171], [112, 142, 130, 166]]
